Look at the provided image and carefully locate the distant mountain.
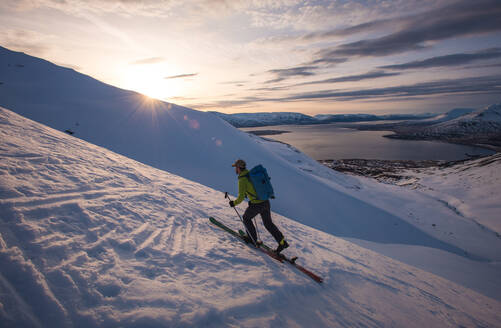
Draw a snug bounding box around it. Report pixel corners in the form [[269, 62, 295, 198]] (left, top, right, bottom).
[[429, 103, 501, 135], [419, 107, 476, 124], [210, 111, 317, 127], [314, 113, 435, 123], [211, 111, 436, 127], [400, 103, 501, 146]]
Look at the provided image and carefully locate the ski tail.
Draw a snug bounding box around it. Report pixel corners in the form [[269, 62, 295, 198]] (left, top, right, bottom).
[[237, 229, 323, 284], [284, 258, 323, 283]]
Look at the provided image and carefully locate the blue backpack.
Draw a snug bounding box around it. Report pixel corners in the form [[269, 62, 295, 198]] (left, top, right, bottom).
[[246, 165, 275, 200]]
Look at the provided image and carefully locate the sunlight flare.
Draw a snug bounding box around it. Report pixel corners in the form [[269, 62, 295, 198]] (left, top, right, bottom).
[[123, 65, 182, 100]]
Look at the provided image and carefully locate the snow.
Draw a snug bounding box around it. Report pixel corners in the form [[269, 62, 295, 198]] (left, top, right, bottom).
[[1, 45, 501, 326], [1, 107, 501, 327], [392, 153, 501, 235]]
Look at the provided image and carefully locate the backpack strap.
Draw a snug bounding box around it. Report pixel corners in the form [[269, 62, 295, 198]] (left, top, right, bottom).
[[238, 173, 258, 199]]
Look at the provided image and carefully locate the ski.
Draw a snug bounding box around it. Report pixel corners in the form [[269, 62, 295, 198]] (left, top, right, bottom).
[[238, 230, 323, 283], [209, 217, 323, 283], [209, 217, 283, 263]]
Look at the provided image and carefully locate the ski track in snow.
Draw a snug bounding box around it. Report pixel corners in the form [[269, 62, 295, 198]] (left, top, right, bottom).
[[1, 108, 501, 327]]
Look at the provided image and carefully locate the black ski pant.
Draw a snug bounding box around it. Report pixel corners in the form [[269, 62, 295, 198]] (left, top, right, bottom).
[[243, 200, 284, 244]]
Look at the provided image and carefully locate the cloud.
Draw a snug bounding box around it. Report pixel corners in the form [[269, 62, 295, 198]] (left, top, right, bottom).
[[301, 17, 401, 41], [312, 0, 501, 63], [264, 59, 348, 85], [265, 65, 318, 83], [469, 62, 501, 69], [252, 1, 450, 46], [251, 70, 399, 92], [164, 73, 198, 80], [130, 57, 166, 65], [249, 85, 288, 92], [284, 75, 501, 102], [262, 64, 395, 87], [0, 29, 52, 55], [193, 74, 501, 108], [219, 80, 249, 87], [0, 0, 297, 21], [381, 48, 501, 70], [297, 70, 400, 86], [308, 57, 348, 66], [0, 0, 178, 17]]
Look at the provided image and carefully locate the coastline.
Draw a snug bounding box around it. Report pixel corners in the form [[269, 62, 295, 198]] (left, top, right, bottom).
[[246, 124, 501, 155], [345, 121, 501, 153], [319, 157, 480, 182], [244, 125, 499, 181], [245, 129, 291, 136], [382, 133, 501, 153]]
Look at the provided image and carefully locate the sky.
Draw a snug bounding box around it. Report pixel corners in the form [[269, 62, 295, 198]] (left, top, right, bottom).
[[1, 0, 501, 115]]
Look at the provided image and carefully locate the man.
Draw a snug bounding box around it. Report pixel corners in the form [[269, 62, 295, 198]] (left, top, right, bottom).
[[229, 159, 289, 253]]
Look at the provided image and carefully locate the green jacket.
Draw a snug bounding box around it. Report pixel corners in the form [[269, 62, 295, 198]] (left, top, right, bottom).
[[234, 169, 266, 206]]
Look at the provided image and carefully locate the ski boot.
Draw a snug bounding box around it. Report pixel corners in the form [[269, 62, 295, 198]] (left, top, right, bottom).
[[275, 238, 289, 254]]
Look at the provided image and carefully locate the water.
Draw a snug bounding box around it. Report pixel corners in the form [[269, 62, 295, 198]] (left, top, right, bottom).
[[241, 124, 495, 161]]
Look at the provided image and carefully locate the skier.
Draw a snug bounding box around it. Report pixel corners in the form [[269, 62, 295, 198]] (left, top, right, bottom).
[[229, 159, 289, 253]]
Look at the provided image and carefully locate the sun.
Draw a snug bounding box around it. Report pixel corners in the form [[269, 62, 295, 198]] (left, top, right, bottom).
[[138, 81, 169, 100], [122, 65, 181, 101]]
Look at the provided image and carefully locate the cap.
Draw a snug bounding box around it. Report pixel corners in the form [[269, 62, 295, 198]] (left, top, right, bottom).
[[231, 159, 246, 169]]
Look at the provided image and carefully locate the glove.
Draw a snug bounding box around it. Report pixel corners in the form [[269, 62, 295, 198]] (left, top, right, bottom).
[[229, 200, 235, 207]]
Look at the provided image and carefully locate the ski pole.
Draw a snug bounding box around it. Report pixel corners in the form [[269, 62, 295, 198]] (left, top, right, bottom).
[[254, 217, 261, 243], [224, 192, 258, 246]]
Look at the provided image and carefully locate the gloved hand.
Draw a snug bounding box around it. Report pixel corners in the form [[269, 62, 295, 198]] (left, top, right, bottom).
[[229, 200, 235, 207]]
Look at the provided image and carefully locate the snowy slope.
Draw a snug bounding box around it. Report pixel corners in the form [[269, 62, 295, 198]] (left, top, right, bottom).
[[2, 46, 501, 303], [1, 107, 500, 327], [393, 153, 501, 235]]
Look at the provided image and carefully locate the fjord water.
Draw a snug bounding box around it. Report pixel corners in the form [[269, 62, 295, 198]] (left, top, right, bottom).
[[241, 123, 495, 160]]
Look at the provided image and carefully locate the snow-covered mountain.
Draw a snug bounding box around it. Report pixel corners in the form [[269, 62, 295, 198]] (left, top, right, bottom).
[[1, 107, 500, 327], [419, 107, 475, 124], [211, 111, 317, 127], [386, 103, 501, 147], [421, 103, 501, 136], [314, 113, 435, 123], [212, 111, 436, 127]]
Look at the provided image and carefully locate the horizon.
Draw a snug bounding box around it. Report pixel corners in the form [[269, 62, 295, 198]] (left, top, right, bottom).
[[1, 0, 501, 115]]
